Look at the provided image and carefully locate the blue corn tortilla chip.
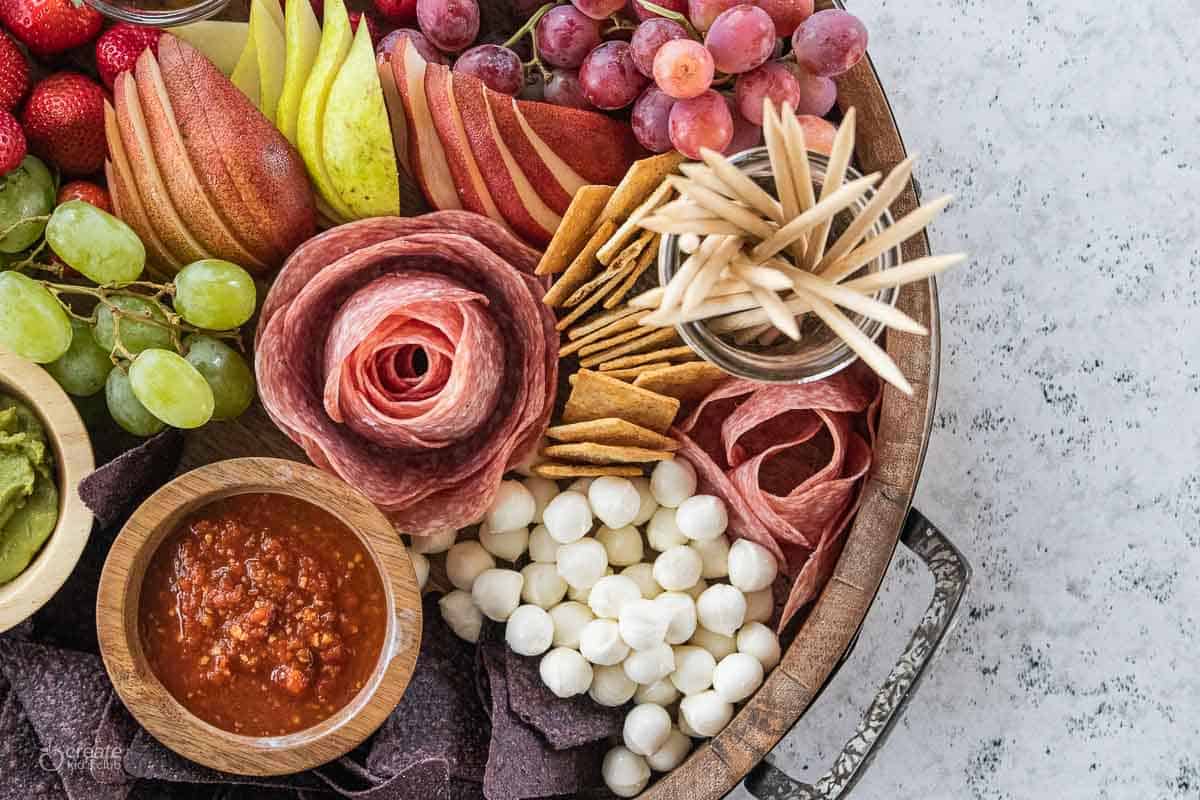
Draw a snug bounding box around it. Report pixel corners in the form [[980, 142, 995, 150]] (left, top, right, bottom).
[[315, 756, 451, 799], [78, 429, 184, 529], [123, 729, 323, 791], [1, 670, 68, 798], [501, 648, 624, 750], [91, 696, 138, 786]]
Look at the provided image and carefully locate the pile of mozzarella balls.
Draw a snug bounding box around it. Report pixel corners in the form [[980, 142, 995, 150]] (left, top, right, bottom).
[[410, 458, 783, 797]]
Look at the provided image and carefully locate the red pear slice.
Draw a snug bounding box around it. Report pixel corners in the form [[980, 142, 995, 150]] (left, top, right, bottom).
[[134, 50, 269, 273], [391, 37, 460, 211], [515, 98, 645, 186], [155, 34, 315, 269], [485, 91, 576, 215], [451, 72, 558, 245], [114, 71, 213, 266]]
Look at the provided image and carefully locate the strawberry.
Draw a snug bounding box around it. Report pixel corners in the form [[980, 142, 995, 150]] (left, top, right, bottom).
[[0, 109, 27, 175], [0, 0, 103, 58], [95, 23, 163, 91], [57, 179, 112, 212], [0, 34, 30, 111], [373, 0, 417, 25], [21, 72, 106, 177], [350, 11, 384, 44]]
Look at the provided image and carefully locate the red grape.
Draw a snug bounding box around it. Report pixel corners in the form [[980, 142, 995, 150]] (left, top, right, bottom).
[[454, 44, 523, 94], [630, 17, 688, 77], [686, 0, 739, 31], [570, 0, 626, 21], [668, 89, 732, 157], [652, 39, 714, 100], [734, 62, 799, 124], [417, 0, 480, 52], [704, 5, 775, 74], [374, 0, 419, 25], [791, 9, 867, 77], [751, 0, 811, 36], [379, 27, 449, 64], [724, 95, 763, 154], [794, 113, 836, 154], [632, 86, 676, 152], [536, 5, 602, 69], [628, 0, 687, 21], [544, 68, 593, 108], [788, 64, 836, 115], [579, 41, 648, 110]]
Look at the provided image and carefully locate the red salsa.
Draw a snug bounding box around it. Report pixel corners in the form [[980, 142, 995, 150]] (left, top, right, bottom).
[[139, 493, 387, 736]]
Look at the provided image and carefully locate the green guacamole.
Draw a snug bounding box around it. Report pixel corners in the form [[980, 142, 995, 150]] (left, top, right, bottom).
[[0, 394, 59, 584]]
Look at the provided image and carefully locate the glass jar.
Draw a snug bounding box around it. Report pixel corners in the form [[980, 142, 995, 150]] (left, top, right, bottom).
[[657, 147, 901, 384], [83, 0, 232, 27]]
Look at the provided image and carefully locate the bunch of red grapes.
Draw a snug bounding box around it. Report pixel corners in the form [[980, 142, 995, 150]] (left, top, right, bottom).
[[383, 0, 868, 159]]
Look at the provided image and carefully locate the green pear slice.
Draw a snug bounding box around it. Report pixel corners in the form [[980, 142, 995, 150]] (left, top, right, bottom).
[[172, 21, 248, 76], [277, 0, 322, 145], [251, 0, 286, 119], [230, 28, 260, 107]]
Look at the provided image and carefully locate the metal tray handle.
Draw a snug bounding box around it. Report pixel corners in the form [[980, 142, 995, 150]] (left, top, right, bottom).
[[743, 508, 971, 800]]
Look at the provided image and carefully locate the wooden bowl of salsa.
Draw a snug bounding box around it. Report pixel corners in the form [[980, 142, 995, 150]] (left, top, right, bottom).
[[97, 457, 422, 775]]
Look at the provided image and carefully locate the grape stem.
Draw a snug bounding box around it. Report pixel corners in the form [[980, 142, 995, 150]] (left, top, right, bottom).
[[0, 215, 50, 242], [504, 2, 556, 82], [634, 0, 701, 39]]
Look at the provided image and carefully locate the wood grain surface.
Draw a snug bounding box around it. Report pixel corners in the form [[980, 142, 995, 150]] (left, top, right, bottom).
[[96, 458, 423, 775]]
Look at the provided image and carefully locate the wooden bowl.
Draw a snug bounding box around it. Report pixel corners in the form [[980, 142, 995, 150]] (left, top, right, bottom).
[[96, 457, 422, 775], [0, 346, 95, 633]]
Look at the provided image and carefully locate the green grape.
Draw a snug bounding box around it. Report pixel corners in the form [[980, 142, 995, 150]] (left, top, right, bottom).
[[44, 319, 114, 397], [173, 259, 257, 330], [129, 348, 214, 429], [0, 156, 56, 254], [105, 366, 165, 437], [45, 200, 146, 285], [183, 335, 255, 420], [0, 271, 72, 363], [92, 295, 173, 356]]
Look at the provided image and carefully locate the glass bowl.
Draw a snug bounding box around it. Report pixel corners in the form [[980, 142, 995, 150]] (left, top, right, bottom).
[[658, 147, 901, 384], [83, 0, 233, 26]]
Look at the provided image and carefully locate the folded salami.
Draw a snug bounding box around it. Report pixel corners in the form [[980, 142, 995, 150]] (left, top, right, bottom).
[[256, 213, 557, 536]]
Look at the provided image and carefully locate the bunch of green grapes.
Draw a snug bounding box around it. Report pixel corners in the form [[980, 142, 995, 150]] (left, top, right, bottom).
[[0, 198, 257, 436]]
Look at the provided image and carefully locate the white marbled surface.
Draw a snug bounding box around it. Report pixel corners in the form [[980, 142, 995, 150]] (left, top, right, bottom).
[[732, 1, 1200, 798]]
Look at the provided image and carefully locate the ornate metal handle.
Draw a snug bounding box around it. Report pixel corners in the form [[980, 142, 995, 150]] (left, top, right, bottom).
[[743, 508, 971, 800]]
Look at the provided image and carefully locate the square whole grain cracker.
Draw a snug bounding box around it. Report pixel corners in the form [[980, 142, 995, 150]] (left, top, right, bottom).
[[579, 327, 681, 369], [543, 219, 618, 307], [560, 246, 641, 308], [532, 463, 645, 478], [567, 363, 675, 385], [598, 345, 699, 372], [546, 418, 679, 450], [566, 306, 644, 340], [576, 324, 664, 358], [543, 443, 674, 464], [596, 151, 686, 227], [560, 313, 648, 357], [633, 361, 730, 403], [536, 185, 615, 276], [561, 369, 680, 434]]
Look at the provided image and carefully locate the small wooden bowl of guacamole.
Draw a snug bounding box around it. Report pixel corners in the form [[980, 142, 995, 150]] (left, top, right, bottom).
[[0, 346, 94, 633]]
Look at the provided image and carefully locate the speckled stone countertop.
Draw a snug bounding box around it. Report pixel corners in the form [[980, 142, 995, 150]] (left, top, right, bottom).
[[731, 2, 1199, 798]]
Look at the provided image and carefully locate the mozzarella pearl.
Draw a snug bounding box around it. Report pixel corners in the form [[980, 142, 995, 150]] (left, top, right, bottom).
[[446, 541, 496, 591], [567, 566, 612, 603], [521, 563, 568, 608], [696, 583, 746, 636], [557, 539, 609, 590], [528, 524, 559, 563], [540, 647, 594, 698], [629, 477, 658, 526], [728, 538, 779, 592], [472, 568, 524, 621], [486, 480, 536, 533], [410, 551, 429, 591], [712, 652, 765, 703], [653, 545, 703, 591], [621, 563, 663, 599], [505, 605, 555, 656], [646, 727, 691, 771], [590, 664, 638, 707], [622, 642, 676, 685], [635, 678, 680, 706], [654, 591, 698, 644], [679, 690, 734, 737], [438, 589, 483, 643], [623, 703, 672, 756], [589, 476, 642, 529], [410, 528, 456, 554], [675, 495, 728, 542], [689, 626, 737, 660], [650, 458, 697, 508], [669, 645, 716, 695], [618, 598, 668, 650], [543, 491, 593, 544], [602, 746, 650, 798], [522, 476, 559, 524], [678, 232, 702, 254], [549, 601, 595, 648], [743, 588, 774, 624], [646, 507, 687, 551], [678, 711, 701, 738], [692, 535, 730, 579], [579, 619, 630, 665], [596, 525, 644, 566], [479, 525, 529, 562], [737, 621, 782, 670], [588, 574, 643, 620]]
